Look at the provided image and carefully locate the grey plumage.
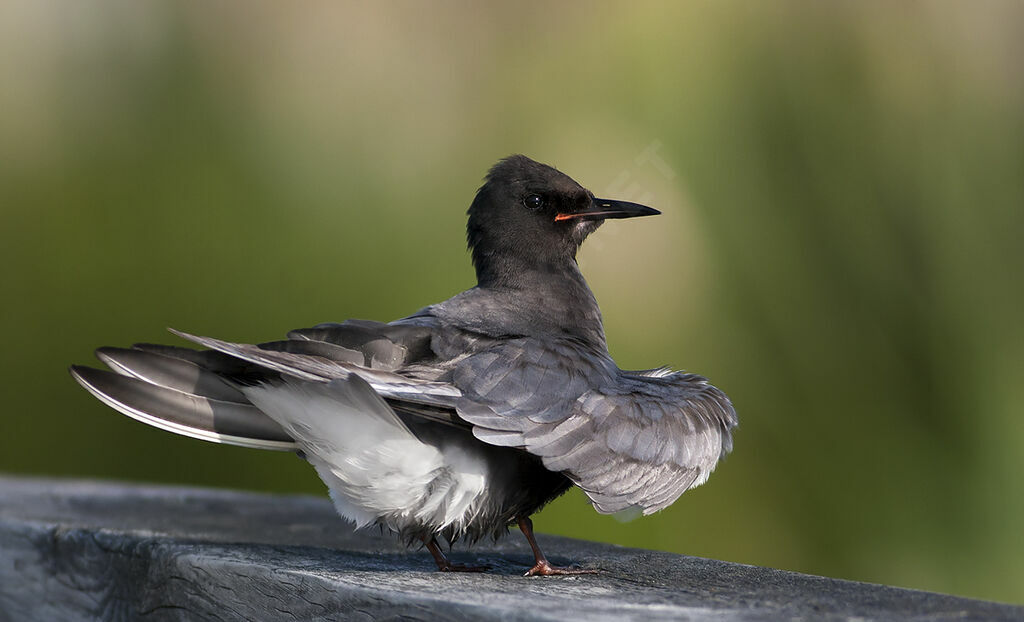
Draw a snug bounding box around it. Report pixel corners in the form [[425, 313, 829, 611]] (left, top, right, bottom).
[[71, 363, 294, 451], [70, 155, 737, 575]]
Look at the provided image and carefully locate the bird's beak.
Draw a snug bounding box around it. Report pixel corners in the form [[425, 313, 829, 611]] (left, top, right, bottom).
[[555, 198, 661, 222]]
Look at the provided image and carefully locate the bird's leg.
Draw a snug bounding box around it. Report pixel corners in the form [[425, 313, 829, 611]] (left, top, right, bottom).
[[517, 516, 598, 576], [422, 536, 490, 573]]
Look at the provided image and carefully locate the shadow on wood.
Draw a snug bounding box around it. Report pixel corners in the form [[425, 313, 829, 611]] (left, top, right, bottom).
[[0, 477, 1019, 621]]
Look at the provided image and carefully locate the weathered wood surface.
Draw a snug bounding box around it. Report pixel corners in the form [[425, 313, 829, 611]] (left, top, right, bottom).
[[0, 477, 1019, 621]]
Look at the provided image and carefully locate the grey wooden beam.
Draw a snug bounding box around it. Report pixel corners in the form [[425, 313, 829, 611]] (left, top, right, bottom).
[[0, 476, 1018, 621]]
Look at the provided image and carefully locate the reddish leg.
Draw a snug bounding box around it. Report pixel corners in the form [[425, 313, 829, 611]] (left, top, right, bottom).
[[422, 536, 490, 573], [517, 517, 598, 576]]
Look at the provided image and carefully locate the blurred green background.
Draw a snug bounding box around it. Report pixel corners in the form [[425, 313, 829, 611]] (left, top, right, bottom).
[[2, 0, 1022, 604]]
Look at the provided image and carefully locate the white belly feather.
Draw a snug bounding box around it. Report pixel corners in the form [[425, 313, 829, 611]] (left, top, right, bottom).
[[242, 376, 489, 537]]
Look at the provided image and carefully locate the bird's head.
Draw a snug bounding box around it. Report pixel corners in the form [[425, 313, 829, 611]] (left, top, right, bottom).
[[467, 155, 659, 288]]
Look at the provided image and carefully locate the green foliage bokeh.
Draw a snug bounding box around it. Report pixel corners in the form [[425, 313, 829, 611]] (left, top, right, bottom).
[[2, 1, 1022, 604]]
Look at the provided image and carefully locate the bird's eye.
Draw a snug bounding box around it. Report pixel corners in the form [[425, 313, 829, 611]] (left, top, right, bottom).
[[523, 194, 544, 210]]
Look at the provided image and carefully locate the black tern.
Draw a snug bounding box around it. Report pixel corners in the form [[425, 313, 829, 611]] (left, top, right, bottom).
[[71, 155, 737, 575]]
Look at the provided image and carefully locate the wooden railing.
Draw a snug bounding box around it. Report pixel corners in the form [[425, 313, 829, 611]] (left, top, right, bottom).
[[1, 477, 1019, 621]]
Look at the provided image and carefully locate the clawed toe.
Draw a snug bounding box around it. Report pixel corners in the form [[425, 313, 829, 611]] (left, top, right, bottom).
[[517, 516, 598, 577], [524, 560, 599, 576]]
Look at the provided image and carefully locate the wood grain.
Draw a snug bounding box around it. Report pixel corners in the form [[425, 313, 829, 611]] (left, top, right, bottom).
[[0, 477, 1019, 621]]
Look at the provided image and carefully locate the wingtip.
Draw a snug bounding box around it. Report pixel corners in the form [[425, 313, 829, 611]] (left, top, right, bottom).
[[94, 346, 119, 364], [167, 328, 206, 346], [68, 362, 298, 451], [69, 364, 103, 391], [69, 363, 97, 380]]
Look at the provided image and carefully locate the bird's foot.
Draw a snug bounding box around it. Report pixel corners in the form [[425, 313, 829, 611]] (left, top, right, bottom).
[[423, 536, 491, 572], [438, 561, 491, 573], [516, 516, 599, 576], [523, 560, 598, 576]]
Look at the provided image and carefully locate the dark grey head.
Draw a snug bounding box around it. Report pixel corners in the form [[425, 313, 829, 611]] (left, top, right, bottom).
[[467, 155, 659, 288]]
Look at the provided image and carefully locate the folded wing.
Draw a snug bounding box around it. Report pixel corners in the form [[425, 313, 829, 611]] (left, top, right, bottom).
[[69, 319, 465, 452]]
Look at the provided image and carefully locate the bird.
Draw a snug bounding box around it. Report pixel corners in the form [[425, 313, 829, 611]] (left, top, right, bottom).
[[70, 155, 738, 576]]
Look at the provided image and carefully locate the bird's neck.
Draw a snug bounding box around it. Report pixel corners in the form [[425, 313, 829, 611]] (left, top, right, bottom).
[[474, 249, 571, 289], [466, 252, 608, 350]]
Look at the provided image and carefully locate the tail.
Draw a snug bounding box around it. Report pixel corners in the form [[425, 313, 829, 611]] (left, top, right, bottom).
[[70, 345, 297, 451]]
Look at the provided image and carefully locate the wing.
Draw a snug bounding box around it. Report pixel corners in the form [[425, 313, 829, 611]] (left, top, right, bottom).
[[531, 375, 736, 515], [71, 317, 469, 451], [170, 328, 461, 409], [451, 339, 737, 515]]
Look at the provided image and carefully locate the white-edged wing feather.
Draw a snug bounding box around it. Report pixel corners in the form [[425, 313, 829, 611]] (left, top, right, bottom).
[[171, 329, 462, 407], [70, 365, 296, 451]]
